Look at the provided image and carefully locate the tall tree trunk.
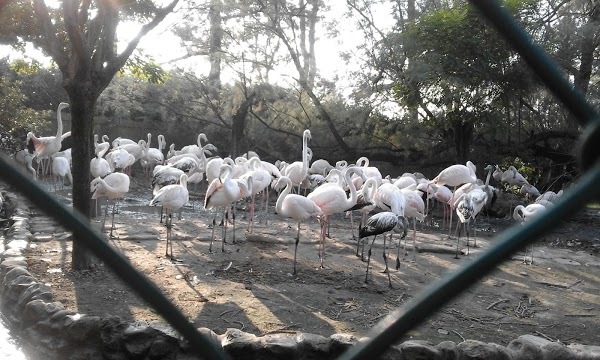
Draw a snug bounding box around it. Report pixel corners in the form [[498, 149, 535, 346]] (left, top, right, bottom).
[[230, 91, 256, 157], [67, 88, 96, 270], [208, 0, 223, 99]]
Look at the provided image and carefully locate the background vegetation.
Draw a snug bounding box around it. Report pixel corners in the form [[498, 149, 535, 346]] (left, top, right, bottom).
[[1, 0, 598, 190]]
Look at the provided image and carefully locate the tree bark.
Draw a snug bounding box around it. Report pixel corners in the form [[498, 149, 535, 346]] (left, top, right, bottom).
[[67, 88, 96, 269], [208, 0, 223, 99], [230, 91, 256, 157]]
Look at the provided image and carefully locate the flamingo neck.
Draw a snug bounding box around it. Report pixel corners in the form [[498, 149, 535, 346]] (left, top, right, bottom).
[[275, 178, 292, 215], [485, 167, 492, 186], [56, 106, 64, 138], [301, 133, 309, 173], [343, 168, 359, 206]]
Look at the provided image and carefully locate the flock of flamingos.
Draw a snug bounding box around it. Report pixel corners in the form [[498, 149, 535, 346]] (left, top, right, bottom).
[[12, 102, 564, 285]]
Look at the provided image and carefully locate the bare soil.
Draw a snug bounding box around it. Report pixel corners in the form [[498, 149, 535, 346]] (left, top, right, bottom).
[[18, 176, 600, 347]]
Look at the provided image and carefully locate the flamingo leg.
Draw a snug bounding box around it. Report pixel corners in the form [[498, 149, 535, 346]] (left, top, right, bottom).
[[448, 186, 456, 237], [222, 208, 228, 252], [454, 218, 462, 259], [413, 218, 418, 261], [101, 200, 109, 232], [382, 234, 392, 288], [209, 209, 217, 253], [109, 199, 117, 238], [364, 236, 377, 283], [293, 222, 301, 275], [466, 221, 470, 256], [232, 205, 236, 244], [350, 211, 357, 243]]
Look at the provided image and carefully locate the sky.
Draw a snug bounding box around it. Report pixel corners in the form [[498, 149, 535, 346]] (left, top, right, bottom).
[[0, 1, 395, 88]]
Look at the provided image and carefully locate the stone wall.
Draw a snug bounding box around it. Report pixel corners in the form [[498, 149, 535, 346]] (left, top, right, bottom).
[[1, 190, 600, 359]]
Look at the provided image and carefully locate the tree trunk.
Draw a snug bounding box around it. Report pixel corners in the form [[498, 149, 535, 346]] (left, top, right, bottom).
[[208, 0, 223, 99], [67, 89, 96, 270], [230, 91, 256, 157]]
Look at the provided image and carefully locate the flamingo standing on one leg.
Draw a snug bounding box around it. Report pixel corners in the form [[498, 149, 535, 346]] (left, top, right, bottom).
[[274, 176, 323, 274], [150, 174, 189, 260]]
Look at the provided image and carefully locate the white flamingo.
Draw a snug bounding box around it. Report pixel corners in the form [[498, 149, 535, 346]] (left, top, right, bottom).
[[150, 173, 189, 259], [14, 149, 37, 180], [91, 172, 130, 238], [432, 161, 477, 236], [359, 212, 409, 287], [180, 133, 208, 157], [204, 164, 240, 252], [513, 203, 548, 264], [144, 134, 166, 176], [240, 157, 272, 233], [51, 154, 72, 191], [27, 102, 69, 176], [400, 187, 425, 260], [502, 166, 529, 186], [284, 129, 311, 192], [309, 159, 333, 176], [356, 156, 383, 186], [91, 141, 111, 178], [274, 176, 323, 274]]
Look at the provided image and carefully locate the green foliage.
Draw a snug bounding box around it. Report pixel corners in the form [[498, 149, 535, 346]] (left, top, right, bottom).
[[121, 55, 170, 84], [0, 77, 50, 152], [9, 59, 42, 75]]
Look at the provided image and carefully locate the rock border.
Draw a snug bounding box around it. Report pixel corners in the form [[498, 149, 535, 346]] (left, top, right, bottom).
[[1, 189, 599, 359]]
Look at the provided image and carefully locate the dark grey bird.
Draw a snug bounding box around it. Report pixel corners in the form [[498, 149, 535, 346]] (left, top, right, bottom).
[[453, 193, 474, 258], [359, 211, 409, 287]]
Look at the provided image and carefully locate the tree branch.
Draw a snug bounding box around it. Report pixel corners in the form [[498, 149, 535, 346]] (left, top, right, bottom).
[[104, 0, 179, 79], [30, 0, 68, 70], [63, 0, 91, 73]]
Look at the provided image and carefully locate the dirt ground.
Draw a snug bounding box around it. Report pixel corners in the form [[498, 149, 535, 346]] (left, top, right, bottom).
[[16, 175, 600, 347]]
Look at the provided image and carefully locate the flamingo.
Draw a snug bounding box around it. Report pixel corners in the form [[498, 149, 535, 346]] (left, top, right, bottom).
[[204, 164, 240, 252], [150, 173, 189, 259], [112, 137, 136, 148], [307, 166, 363, 268], [180, 133, 208, 157], [50, 154, 72, 191], [501, 166, 529, 186], [14, 149, 37, 180], [274, 176, 323, 274], [466, 187, 488, 250], [513, 203, 548, 264], [360, 212, 409, 287], [356, 156, 383, 186], [27, 102, 69, 176], [240, 157, 272, 233], [151, 164, 185, 221], [400, 187, 425, 260], [346, 178, 378, 259], [373, 183, 406, 216], [91, 172, 130, 238], [228, 176, 253, 245], [520, 184, 541, 199], [432, 161, 477, 236], [91, 141, 111, 178], [309, 159, 334, 176], [105, 148, 132, 173], [144, 134, 166, 176], [284, 129, 311, 192], [453, 192, 474, 258]]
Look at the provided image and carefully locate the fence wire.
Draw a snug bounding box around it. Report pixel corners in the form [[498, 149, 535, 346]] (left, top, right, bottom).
[[1, 1, 598, 360]]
